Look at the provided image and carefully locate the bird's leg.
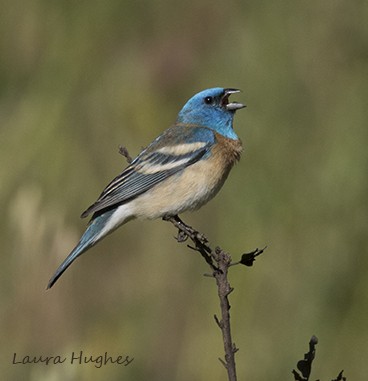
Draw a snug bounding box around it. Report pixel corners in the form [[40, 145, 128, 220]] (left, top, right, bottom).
[[163, 215, 189, 242], [163, 215, 218, 271], [163, 215, 207, 243]]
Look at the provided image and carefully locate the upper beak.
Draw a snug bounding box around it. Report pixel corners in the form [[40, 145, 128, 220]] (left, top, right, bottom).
[[222, 88, 246, 111]]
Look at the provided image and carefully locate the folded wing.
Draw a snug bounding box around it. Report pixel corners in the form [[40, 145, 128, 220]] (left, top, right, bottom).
[[81, 126, 215, 218]]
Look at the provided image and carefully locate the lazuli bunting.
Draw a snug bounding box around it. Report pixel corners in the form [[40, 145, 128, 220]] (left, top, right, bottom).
[[47, 87, 245, 289]]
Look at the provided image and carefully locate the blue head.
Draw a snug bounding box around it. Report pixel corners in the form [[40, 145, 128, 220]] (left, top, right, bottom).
[[176, 87, 245, 140]]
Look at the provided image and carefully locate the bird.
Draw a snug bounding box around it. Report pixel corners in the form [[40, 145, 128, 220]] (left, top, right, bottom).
[[47, 87, 245, 289]]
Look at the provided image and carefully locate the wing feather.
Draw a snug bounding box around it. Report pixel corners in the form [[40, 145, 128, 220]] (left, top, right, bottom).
[[81, 126, 215, 218]]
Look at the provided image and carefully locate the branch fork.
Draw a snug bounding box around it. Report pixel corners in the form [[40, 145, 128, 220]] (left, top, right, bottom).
[[163, 214, 265, 381]]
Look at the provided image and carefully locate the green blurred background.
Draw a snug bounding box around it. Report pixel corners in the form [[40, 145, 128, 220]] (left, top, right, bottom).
[[1, 0, 367, 380]]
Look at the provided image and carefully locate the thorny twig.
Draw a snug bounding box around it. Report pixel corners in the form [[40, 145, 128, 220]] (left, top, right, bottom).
[[118, 145, 133, 163], [163, 215, 265, 381], [292, 336, 346, 381]]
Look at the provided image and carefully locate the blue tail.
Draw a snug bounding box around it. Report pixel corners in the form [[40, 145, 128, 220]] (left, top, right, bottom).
[[47, 209, 116, 289]]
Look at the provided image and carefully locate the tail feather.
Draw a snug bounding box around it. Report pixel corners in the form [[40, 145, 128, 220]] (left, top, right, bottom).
[[47, 208, 119, 289], [47, 239, 91, 289]]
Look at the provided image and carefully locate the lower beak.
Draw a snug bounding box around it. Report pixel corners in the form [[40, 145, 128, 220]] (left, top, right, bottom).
[[226, 102, 246, 111]]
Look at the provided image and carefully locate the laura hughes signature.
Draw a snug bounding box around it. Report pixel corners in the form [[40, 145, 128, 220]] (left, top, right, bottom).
[[12, 351, 134, 368]]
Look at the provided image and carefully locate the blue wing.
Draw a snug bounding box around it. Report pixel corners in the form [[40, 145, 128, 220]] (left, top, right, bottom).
[[81, 125, 215, 218]]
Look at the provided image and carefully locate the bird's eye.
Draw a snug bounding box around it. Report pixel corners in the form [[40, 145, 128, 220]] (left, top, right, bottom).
[[204, 96, 213, 105]]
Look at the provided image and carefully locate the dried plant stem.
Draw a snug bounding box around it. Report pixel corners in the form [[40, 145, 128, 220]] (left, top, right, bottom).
[[213, 247, 238, 381], [164, 215, 239, 381]]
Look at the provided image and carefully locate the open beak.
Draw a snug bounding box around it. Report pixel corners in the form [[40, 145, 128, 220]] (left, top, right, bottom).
[[221, 88, 246, 111]]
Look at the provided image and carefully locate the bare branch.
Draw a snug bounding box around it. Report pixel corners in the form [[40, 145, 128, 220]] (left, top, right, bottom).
[[164, 214, 265, 381], [292, 336, 347, 381], [118, 145, 133, 163]]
